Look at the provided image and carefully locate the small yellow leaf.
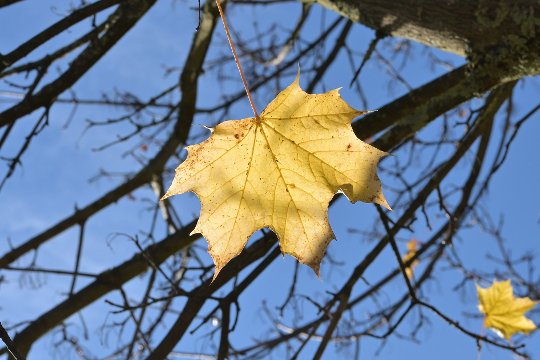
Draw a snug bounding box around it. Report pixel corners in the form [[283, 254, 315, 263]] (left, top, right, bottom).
[[163, 74, 389, 278], [477, 280, 538, 340], [402, 238, 419, 279]]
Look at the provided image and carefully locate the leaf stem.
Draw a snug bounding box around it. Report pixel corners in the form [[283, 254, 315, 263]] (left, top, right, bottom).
[[215, 0, 260, 122]]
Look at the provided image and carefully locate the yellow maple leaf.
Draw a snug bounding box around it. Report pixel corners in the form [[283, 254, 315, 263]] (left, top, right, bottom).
[[162, 74, 389, 278], [477, 280, 538, 340], [402, 238, 419, 279]]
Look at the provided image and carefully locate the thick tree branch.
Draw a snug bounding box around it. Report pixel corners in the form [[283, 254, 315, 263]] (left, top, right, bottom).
[[0, 0, 21, 8], [0, 0, 122, 71], [11, 221, 197, 357], [0, 55, 497, 269], [316, 0, 540, 77], [236, 83, 514, 358], [0, 0, 221, 268], [0, 0, 156, 128]]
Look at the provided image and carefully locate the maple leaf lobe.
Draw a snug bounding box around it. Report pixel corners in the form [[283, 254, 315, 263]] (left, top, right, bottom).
[[163, 74, 389, 278], [402, 238, 419, 279]]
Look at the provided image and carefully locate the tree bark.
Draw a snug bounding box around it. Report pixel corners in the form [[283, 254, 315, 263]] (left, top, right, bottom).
[[316, 0, 540, 76]]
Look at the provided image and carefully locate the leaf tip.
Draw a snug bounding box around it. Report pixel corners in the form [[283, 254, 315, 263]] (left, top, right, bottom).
[[160, 190, 175, 201], [309, 263, 321, 278], [201, 124, 215, 133], [189, 223, 202, 236], [375, 193, 392, 211], [211, 267, 222, 283]]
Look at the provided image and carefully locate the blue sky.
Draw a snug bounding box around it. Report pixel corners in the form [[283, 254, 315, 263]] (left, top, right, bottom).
[[1, 1, 539, 359]]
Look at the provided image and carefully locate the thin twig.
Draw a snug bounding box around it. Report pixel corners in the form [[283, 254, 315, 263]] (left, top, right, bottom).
[[376, 205, 417, 301]]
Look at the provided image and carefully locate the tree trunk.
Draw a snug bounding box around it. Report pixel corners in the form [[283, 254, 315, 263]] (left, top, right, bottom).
[[316, 0, 540, 77]]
